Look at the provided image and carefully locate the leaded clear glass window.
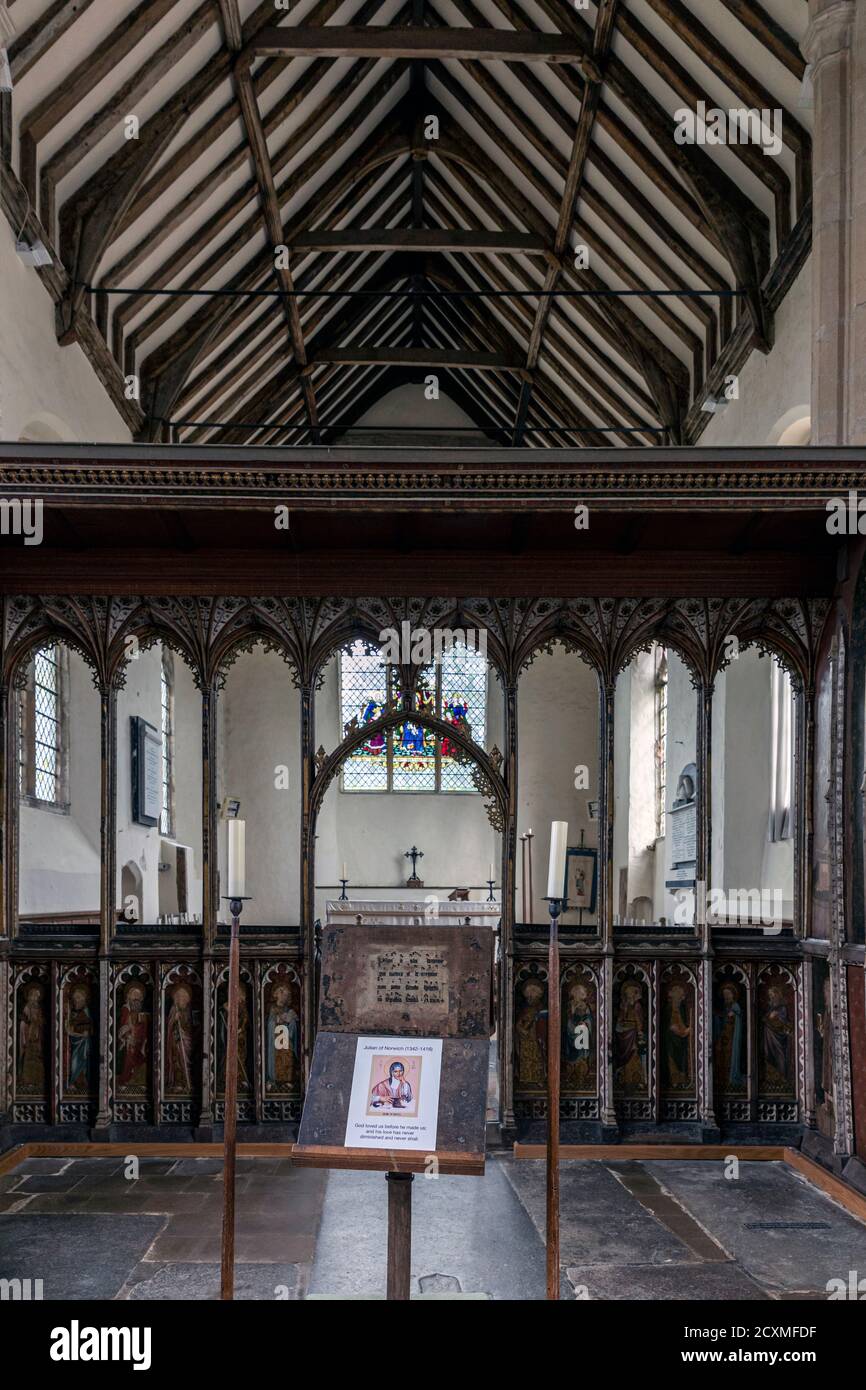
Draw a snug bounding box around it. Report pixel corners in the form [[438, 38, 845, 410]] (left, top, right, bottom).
[[19, 644, 64, 805], [339, 640, 487, 792], [160, 651, 174, 835]]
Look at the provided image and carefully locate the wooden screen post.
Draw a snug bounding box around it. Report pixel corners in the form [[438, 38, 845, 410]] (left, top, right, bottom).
[[386, 1171, 414, 1300], [546, 897, 562, 1300], [220, 897, 246, 1300]]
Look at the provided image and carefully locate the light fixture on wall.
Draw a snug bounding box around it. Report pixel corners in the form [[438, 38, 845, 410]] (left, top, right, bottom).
[[221, 797, 241, 820], [700, 393, 730, 415], [15, 236, 52, 267]]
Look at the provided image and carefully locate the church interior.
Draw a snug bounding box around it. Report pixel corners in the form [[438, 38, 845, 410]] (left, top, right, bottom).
[[1, 0, 866, 1318]]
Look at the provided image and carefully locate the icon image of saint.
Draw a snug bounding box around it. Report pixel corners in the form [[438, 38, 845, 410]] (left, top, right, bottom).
[[366, 1057, 420, 1116]]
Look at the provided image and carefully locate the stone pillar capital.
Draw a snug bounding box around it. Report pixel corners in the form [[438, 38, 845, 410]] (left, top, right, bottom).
[[802, 0, 855, 69]]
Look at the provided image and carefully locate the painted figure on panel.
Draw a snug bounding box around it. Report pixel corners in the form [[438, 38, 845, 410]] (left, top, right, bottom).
[[65, 984, 95, 1095], [713, 981, 746, 1093], [562, 979, 595, 1090], [370, 1060, 413, 1109], [815, 970, 835, 1137], [515, 977, 547, 1088], [165, 982, 198, 1097], [219, 984, 252, 1094], [17, 982, 46, 1093], [614, 980, 648, 1092], [266, 981, 299, 1090], [662, 981, 693, 1091], [759, 981, 794, 1094], [117, 982, 150, 1093]]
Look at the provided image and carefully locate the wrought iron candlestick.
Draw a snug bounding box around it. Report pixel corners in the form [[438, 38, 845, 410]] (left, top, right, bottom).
[[339, 877, 349, 901], [520, 834, 528, 923], [525, 829, 535, 923], [486, 878, 496, 902], [221, 894, 250, 1301], [544, 893, 565, 1301]]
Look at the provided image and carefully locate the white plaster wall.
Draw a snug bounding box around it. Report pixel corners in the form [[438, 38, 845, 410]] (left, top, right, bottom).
[[717, 649, 794, 917], [613, 648, 696, 924], [517, 645, 599, 925], [217, 647, 300, 924], [699, 260, 812, 446], [0, 227, 131, 443], [115, 645, 202, 922], [19, 648, 101, 915], [314, 653, 504, 922]]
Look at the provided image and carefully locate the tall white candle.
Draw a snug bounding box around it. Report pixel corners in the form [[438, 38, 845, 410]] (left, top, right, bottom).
[[547, 821, 568, 899], [228, 819, 245, 898], [489, 862, 495, 883], [342, 862, 348, 881]]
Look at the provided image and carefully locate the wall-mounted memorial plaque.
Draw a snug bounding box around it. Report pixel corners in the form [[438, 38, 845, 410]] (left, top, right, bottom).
[[667, 761, 697, 890], [131, 716, 162, 827]]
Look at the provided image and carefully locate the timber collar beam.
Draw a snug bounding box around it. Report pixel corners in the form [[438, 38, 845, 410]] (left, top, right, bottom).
[[305, 348, 527, 372], [288, 229, 550, 256], [245, 26, 591, 63]]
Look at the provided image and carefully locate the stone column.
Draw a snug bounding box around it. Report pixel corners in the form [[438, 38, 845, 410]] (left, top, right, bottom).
[[803, 1, 866, 444]]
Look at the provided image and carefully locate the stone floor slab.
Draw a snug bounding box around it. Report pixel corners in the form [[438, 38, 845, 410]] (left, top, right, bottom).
[[0, 1214, 166, 1300], [308, 1157, 546, 1299], [565, 1262, 770, 1300], [501, 1158, 693, 1267], [121, 1262, 303, 1300], [647, 1160, 866, 1295]]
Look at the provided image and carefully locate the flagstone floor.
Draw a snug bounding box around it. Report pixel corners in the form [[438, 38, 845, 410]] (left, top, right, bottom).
[[1, 1153, 865, 1300]]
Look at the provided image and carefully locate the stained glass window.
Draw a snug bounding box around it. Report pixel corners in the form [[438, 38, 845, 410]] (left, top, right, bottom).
[[339, 640, 487, 792]]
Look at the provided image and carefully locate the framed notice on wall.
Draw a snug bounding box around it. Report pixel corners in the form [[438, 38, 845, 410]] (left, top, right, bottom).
[[131, 716, 162, 827]]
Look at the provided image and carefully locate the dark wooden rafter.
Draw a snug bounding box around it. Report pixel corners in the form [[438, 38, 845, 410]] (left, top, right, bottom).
[[8, 0, 97, 82], [225, 3, 319, 443], [510, 0, 619, 446], [529, 0, 775, 351], [1, 0, 810, 447]]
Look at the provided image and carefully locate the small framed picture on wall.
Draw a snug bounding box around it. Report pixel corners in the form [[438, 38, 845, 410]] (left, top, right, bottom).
[[564, 846, 598, 914]]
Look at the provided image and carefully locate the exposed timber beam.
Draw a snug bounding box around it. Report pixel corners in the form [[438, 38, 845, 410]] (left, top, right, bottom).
[[246, 24, 591, 62], [307, 347, 525, 371], [289, 227, 550, 255]]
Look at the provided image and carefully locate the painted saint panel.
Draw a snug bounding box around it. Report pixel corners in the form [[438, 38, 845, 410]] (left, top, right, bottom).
[[613, 970, 650, 1097], [660, 966, 696, 1098], [15, 969, 50, 1098], [115, 969, 152, 1098], [712, 969, 748, 1099], [513, 963, 548, 1092], [756, 968, 796, 1100], [262, 964, 301, 1097], [162, 969, 201, 1101], [61, 968, 97, 1099], [216, 971, 254, 1099], [561, 966, 596, 1095]]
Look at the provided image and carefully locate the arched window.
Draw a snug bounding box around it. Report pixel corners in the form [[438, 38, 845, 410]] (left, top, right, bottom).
[[339, 640, 488, 792], [654, 646, 668, 839], [160, 650, 174, 835], [19, 644, 67, 807]]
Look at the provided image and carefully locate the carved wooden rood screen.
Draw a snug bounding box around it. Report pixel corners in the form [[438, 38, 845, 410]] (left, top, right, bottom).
[[0, 593, 829, 1144]]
